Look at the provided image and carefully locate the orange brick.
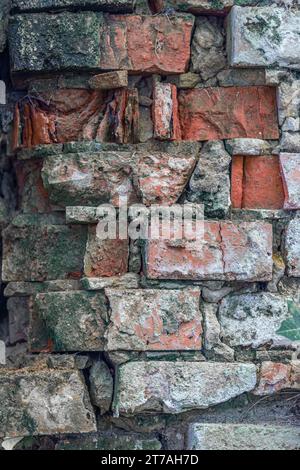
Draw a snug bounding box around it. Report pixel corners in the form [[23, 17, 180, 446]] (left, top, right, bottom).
[[179, 86, 279, 141]]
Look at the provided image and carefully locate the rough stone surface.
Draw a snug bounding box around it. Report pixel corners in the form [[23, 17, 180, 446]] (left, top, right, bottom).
[[225, 138, 275, 156], [12, 1, 135, 13], [285, 219, 300, 277], [188, 424, 300, 451], [2, 215, 87, 282], [81, 273, 140, 290], [146, 221, 273, 282], [116, 361, 257, 415], [4, 280, 82, 297], [202, 302, 234, 361], [0, 367, 96, 437], [29, 291, 108, 352], [178, 87, 279, 141], [228, 6, 300, 69], [191, 17, 226, 81], [88, 71, 128, 90], [149, 0, 234, 14], [9, 12, 102, 73], [55, 432, 162, 450], [84, 225, 129, 278], [188, 141, 231, 218], [277, 79, 300, 127], [7, 297, 29, 344], [89, 361, 113, 414], [279, 153, 300, 210], [280, 132, 300, 153], [42, 149, 197, 207], [219, 293, 289, 348], [105, 288, 202, 351], [231, 155, 285, 210], [0, 1, 10, 52]]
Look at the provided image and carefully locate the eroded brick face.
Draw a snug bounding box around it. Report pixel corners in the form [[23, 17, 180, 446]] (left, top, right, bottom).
[[231, 155, 285, 210], [178, 86, 279, 141]]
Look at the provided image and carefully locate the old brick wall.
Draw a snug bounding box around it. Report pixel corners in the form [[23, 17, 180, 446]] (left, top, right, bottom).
[[0, 0, 299, 450]]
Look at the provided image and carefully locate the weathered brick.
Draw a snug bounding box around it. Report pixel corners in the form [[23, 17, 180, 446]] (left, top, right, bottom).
[[219, 293, 289, 348], [0, 367, 96, 437], [42, 148, 197, 207], [115, 361, 257, 414], [285, 219, 300, 277], [99, 14, 194, 74], [84, 225, 129, 278], [152, 82, 181, 141], [228, 6, 300, 69], [178, 87, 279, 141], [254, 362, 292, 396], [13, 88, 139, 150], [2, 215, 87, 282], [105, 288, 202, 351], [12, 0, 135, 13], [231, 155, 285, 210], [188, 423, 300, 451], [279, 153, 300, 210], [29, 291, 108, 352], [145, 221, 273, 282], [10, 13, 194, 75]]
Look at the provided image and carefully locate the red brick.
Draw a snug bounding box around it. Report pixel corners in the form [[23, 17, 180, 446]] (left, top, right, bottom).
[[231, 156, 285, 210], [231, 155, 244, 209], [13, 88, 139, 150], [152, 82, 181, 141], [84, 225, 129, 278], [178, 86, 279, 141], [100, 15, 194, 74], [146, 221, 273, 282], [254, 362, 292, 396]]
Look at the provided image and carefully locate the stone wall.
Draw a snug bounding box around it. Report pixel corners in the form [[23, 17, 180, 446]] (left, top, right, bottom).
[[0, 0, 299, 451]]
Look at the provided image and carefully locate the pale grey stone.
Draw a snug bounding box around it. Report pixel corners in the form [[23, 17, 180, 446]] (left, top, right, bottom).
[[203, 302, 235, 361], [280, 132, 300, 152], [188, 424, 300, 450], [285, 218, 300, 277], [225, 138, 275, 156], [191, 17, 226, 81], [4, 280, 82, 297], [7, 297, 29, 344], [277, 80, 300, 126], [282, 117, 300, 132], [81, 273, 140, 290], [202, 286, 234, 303], [115, 361, 257, 415], [188, 141, 231, 218], [0, 367, 96, 437], [228, 6, 300, 70], [219, 293, 289, 348], [89, 360, 113, 414]]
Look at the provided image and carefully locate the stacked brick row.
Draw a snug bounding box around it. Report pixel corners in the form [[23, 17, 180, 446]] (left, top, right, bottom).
[[0, 0, 299, 450]]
